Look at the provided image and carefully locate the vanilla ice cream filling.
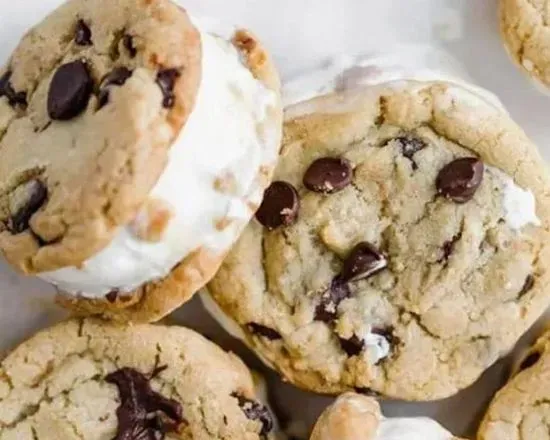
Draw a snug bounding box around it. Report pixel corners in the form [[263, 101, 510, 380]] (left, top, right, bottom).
[[283, 44, 504, 112], [39, 25, 278, 298], [376, 417, 454, 440]]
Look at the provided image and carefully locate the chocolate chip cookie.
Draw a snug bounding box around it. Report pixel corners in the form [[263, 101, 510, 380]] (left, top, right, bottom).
[[478, 327, 550, 440], [0, 0, 283, 322], [500, 0, 550, 90], [206, 82, 550, 400], [311, 393, 464, 440], [0, 319, 281, 439]]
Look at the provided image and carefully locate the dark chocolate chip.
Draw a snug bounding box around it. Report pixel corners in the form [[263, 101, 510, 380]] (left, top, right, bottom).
[[106, 367, 184, 440], [255, 181, 300, 230], [75, 20, 92, 46], [339, 335, 364, 357], [8, 180, 48, 234], [439, 233, 462, 264], [97, 67, 133, 108], [303, 157, 353, 194], [156, 68, 181, 108], [48, 60, 93, 120], [106, 290, 119, 303], [394, 136, 427, 170], [519, 275, 535, 298], [232, 393, 273, 436], [247, 323, 282, 341], [0, 71, 27, 108], [436, 157, 484, 203], [341, 242, 387, 282], [315, 276, 351, 323], [123, 35, 137, 58], [519, 351, 541, 372]]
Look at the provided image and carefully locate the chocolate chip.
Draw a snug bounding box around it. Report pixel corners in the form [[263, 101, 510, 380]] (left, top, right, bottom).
[[106, 367, 184, 440], [0, 71, 27, 108], [394, 136, 427, 170], [123, 35, 137, 58], [439, 233, 462, 264], [106, 290, 119, 303], [75, 20, 92, 46], [519, 351, 541, 371], [339, 335, 364, 357], [341, 242, 387, 282], [255, 181, 300, 230], [247, 323, 282, 341], [436, 157, 484, 203], [315, 277, 351, 323], [8, 180, 48, 234], [156, 69, 180, 108], [232, 393, 273, 436], [97, 67, 133, 108], [48, 60, 93, 120], [303, 157, 353, 194], [519, 275, 535, 298]]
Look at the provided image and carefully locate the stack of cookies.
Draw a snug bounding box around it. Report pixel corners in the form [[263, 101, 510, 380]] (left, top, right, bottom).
[[1, 0, 550, 439]]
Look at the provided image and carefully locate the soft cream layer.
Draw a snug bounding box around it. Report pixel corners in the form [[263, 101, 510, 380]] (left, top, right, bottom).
[[39, 24, 278, 297]]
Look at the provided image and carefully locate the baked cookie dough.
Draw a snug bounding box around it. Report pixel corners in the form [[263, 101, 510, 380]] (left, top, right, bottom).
[[500, 0, 550, 90], [311, 393, 464, 440], [478, 327, 550, 439], [205, 81, 550, 400], [0, 0, 282, 322], [0, 318, 282, 439]]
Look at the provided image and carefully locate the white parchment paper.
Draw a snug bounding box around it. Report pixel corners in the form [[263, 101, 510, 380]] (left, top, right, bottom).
[[0, 1, 548, 438]]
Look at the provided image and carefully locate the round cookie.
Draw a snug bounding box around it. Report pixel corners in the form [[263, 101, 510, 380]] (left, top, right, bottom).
[[0, 0, 282, 323], [478, 328, 550, 440], [500, 0, 550, 90], [311, 393, 464, 440], [0, 318, 281, 439], [206, 83, 550, 400]]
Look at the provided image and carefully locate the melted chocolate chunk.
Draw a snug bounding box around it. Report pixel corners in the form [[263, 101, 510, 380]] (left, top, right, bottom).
[[97, 67, 133, 108], [232, 393, 273, 436], [436, 157, 484, 203], [75, 20, 92, 45], [48, 60, 93, 120], [519, 351, 542, 372], [303, 157, 353, 194], [255, 181, 300, 230], [0, 71, 27, 108], [519, 275, 535, 298], [8, 180, 48, 234], [315, 277, 351, 323], [123, 35, 138, 58], [156, 69, 181, 108], [439, 233, 462, 264], [247, 323, 282, 341], [339, 335, 365, 357], [394, 136, 427, 170], [106, 290, 120, 303], [106, 367, 184, 440], [341, 242, 387, 282]]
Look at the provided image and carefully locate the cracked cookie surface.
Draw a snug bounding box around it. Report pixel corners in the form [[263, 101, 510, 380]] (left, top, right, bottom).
[[500, 0, 550, 89], [207, 83, 550, 400], [478, 328, 550, 440], [0, 319, 279, 439], [0, 0, 201, 273]]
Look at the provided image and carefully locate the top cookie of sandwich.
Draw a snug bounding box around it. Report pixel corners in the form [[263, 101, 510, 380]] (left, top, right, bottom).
[[500, 0, 550, 88], [207, 83, 550, 400], [0, 0, 200, 273]]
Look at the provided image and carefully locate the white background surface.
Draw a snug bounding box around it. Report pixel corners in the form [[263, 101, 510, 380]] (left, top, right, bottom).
[[1, 0, 549, 438]]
